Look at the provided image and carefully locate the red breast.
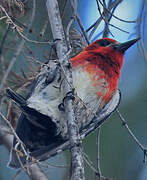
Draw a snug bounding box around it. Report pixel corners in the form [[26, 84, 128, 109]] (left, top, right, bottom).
[[71, 38, 139, 103]]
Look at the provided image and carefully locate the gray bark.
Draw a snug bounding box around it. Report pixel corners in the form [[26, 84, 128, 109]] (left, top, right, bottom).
[[46, 0, 85, 180]]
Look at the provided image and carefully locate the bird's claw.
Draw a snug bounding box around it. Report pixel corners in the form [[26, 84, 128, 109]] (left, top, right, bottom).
[[58, 103, 65, 112], [58, 89, 75, 112], [53, 38, 61, 43], [63, 89, 75, 102]]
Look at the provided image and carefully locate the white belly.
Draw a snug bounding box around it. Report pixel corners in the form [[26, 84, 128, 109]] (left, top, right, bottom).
[[27, 66, 107, 114], [72, 67, 104, 113]]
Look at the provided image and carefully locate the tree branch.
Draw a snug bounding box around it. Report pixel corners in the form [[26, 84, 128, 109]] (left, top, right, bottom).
[[116, 109, 147, 162], [96, 127, 102, 180], [46, 0, 85, 180], [0, 0, 36, 93], [0, 125, 49, 180]]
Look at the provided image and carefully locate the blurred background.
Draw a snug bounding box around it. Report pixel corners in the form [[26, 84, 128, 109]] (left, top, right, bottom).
[[0, 0, 147, 180]]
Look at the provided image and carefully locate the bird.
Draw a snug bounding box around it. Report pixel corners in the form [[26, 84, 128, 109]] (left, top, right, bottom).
[[6, 37, 139, 168]]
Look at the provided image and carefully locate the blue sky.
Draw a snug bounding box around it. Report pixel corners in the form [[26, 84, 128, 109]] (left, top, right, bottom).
[[78, 0, 140, 42], [78, 0, 147, 103], [79, 2, 147, 179]]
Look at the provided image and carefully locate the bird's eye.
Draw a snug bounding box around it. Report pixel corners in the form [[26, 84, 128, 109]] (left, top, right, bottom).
[[98, 39, 111, 47]]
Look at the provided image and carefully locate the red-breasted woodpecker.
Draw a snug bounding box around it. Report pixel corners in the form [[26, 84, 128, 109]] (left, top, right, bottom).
[[7, 37, 139, 168]]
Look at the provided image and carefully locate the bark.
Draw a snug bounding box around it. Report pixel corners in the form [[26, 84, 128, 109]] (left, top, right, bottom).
[[46, 0, 85, 180]]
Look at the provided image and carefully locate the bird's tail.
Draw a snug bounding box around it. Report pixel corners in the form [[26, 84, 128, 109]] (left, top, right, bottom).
[[6, 88, 26, 106]]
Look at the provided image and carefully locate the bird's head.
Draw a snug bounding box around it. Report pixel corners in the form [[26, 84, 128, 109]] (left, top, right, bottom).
[[85, 37, 140, 69], [86, 37, 140, 52], [71, 37, 140, 103], [71, 37, 140, 80]]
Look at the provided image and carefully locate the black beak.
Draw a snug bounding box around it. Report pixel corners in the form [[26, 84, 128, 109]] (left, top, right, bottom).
[[113, 38, 140, 53]]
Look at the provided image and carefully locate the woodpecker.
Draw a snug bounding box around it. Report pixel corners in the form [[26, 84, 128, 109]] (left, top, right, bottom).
[[7, 37, 139, 168]]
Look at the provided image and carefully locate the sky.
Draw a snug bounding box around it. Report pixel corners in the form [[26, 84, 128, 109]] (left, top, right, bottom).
[[79, 1, 147, 179], [78, 0, 147, 104], [78, 0, 140, 42]]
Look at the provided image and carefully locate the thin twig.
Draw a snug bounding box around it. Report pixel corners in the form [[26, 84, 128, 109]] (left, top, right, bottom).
[[116, 109, 147, 162], [83, 152, 106, 180], [0, 1, 36, 93], [83, 153, 100, 176], [89, 0, 124, 39], [0, 112, 31, 173], [28, 164, 49, 180], [99, 0, 136, 23], [39, 19, 48, 37], [0, 5, 53, 45], [0, 111, 27, 156], [17, 29, 53, 44], [41, 161, 68, 169], [97, 0, 129, 36], [66, 17, 75, 49], [0, 123, 49, 180], [70, 0, 90, 45], [96, 128, 102, 180], [0, 40, 24, 92], [61, 0, 68, 18], [102, 0, 116, 37], [0, 16, 7, 20], [11, 170, 22, 180], [0, 23, 10, 55], [136, 0, 147, 63]]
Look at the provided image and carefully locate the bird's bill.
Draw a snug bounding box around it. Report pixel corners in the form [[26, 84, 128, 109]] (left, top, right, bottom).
[[113, 38, 140, 53]]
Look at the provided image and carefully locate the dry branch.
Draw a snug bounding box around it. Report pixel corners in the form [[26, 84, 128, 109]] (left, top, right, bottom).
[[0, 123, 49, 180], [0, 0, 36, 93]]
